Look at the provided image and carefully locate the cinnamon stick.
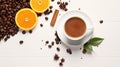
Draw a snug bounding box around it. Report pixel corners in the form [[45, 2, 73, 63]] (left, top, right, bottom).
[[50, 9, 59, 26]]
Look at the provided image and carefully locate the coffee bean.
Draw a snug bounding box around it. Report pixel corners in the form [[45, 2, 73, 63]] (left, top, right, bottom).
[[59, 62, 63, 66], [65, 2, 68, 5], [82, 49, 87, 54], [55, 38, 60, 44], [66, 48, 72, 55], [19, 40, 23, 44], [44, 8, 52, 15], [55, 31, 61, 44], [100, 20, 103, 24], [57, 1, 60, 4], [46, 41, 49, 44], [54, 54, 59, 61], [44, 9, 50, 15], [50, 10, 52, 13], [45, 17, 48, 21], [51, 41, 54, 46], [65, 8, 68, 11], [61, 58, 65, 63], [56, 47, 60, 52], [4, 38, 8, 42], [48, 45, 52, 48], [22, 30, 26, 34], [49, 6, 53, 9], [29, 30, 32, 34], [40, 24, 43, 27]]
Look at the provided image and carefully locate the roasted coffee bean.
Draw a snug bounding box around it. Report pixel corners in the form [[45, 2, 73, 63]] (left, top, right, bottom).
[[49, 6, 53, 9], [4, 38, 8, 42], [45, 17, 48, 21], [59, 62, 63, 66], [44, 9, 52, 15], [55, 31, 61, 44], [66, 48, 72, 55], [54, 54, 59, 61], [40, 24, 43, 27], [44, 9, 49, 15], [48, 45, 52, 48], [22, 30, 26, 34], [46, 41, 49, 44], [82, 49, 87, 54], [50, 10, 52, 13], [29, 30, 32, 34], [57, 1, 60, 4], [100, 20, 103, 24], [51, 41, 54, 46], [65, 8, 68, 11], [61, 58, 65, 63], [56, 47, 60, 52], [65, 2, 68, 5], [19, 40, 23, 44]]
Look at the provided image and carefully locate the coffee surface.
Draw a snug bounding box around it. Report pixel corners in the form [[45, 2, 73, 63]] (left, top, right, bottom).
[[65, 17, 86, 38]]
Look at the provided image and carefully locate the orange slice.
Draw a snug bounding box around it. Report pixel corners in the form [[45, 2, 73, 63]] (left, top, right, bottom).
[[30, 0, 50, 13], [15, 8, 38, 31]]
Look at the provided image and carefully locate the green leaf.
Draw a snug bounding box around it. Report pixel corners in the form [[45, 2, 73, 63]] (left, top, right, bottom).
[[83, 37, 104, 52], [88, 37, 104, 46], [84, 44, 93, 52]]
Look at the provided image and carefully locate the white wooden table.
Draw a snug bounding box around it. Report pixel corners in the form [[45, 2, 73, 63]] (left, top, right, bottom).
[[0, 0, 120, 67]]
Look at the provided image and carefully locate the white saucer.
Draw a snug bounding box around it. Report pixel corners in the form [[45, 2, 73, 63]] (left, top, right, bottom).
[[56, 10, 94, 48]]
